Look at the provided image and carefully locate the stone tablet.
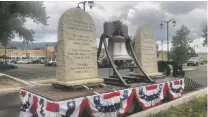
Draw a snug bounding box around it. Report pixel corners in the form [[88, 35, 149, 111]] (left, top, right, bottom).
[[55, 8, 103, 86], [134, 25, 162, 77]]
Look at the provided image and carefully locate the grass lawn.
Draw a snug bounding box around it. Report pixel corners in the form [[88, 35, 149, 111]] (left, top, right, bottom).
[[203, 61, 207, 64], [148, 96, 207, 117]]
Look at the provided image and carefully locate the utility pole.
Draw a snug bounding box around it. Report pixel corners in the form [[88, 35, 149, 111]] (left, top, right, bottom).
[[4, 45, 6, 62], [46, 44, 48, 60]]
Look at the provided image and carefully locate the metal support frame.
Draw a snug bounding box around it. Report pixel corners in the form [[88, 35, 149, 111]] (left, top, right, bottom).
[[103, 36, 130, 87], [82, 85, 99, 95], [97, 34, 155, 87]]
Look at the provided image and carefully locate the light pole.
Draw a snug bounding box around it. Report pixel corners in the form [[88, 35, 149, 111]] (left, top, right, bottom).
[[76, 1, 94, 11], [46, 44, 48, 60], [160, 19, 176, 61], [161, 40, 163, 60]]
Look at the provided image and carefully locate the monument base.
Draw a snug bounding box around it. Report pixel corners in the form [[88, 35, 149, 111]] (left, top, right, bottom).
[[53, 78, 104, 87], [130, 72, 163, 78], [147, 72, 163, 77]]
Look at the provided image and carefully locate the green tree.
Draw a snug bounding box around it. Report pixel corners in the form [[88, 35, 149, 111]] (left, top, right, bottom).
[[170, 25, 196, 64], [0, 2, 49, 44], [156, 44, 159, 57], [202, 23, 207, 46]]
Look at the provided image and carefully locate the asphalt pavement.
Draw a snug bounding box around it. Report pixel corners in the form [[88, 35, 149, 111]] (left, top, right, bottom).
[[185, 65, 207, 86], [1, 64, 130, 81], [0, 64, 206, 117]]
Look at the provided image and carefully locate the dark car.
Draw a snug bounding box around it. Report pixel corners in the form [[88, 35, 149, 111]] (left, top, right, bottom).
[[11, 60, 17, 64], [0, 62, 18, 70], [32, 59, 41, 64]]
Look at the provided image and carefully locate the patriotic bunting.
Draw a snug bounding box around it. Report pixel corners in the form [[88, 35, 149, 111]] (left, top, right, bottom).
[[58, 97, 85, 117], [19, 89, 60, 117], [167, 79, 184, 100], [86, 88, 133, 117], [19, 79, 184, 117], [135, 82, 167, 110]]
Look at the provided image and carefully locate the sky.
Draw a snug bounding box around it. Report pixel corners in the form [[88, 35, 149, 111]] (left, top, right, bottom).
[[14, 1, 207, 53]]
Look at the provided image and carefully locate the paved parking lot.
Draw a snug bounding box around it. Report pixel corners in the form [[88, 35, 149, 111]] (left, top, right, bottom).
[[1, 64, 55, 81], [1, 64, 207, 86], [1, 64, 130, 81], [0, 64, 206, 117]]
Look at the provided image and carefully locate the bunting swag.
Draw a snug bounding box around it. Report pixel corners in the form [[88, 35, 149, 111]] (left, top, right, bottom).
[[58, 97, 85, 117], [167, 79, 184, 100], [19, 79, 184, 117], [135, 83, 167, 110], [86, 89, 133, 117], [19, 89, 60, 117]]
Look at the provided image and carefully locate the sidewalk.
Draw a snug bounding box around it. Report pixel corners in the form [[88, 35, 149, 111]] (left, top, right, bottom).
[[0, 73, 32, 94]]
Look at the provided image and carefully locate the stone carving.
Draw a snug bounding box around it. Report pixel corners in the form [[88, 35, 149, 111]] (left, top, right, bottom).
[[54, 8, 103, 86], [134, 25, 162, 77]]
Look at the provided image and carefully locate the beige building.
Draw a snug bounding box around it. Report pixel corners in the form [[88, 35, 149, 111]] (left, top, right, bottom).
[[0, 46, 55, 61]]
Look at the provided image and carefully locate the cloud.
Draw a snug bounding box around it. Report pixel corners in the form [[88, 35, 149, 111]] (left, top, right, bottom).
[[14, 1, 207, 52], [160, 1, 207, 15]]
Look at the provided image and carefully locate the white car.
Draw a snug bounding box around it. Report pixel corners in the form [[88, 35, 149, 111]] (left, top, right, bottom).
[[46, 59, 57, 66], [187, 57, 203, 66], [16, 60, 30, 64]]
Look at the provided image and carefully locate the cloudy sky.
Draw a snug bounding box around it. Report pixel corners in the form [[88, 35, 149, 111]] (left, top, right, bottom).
[[16, 1, 207, 52]]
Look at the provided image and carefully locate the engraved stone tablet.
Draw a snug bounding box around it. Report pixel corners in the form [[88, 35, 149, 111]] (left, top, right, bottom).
[[134, 25, 162, 77], [54, 8, 103, 86]]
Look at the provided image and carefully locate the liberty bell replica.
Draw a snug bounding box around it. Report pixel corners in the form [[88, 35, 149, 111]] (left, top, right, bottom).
[[97, 20, 154, 87], [107, 21, 132, 63]]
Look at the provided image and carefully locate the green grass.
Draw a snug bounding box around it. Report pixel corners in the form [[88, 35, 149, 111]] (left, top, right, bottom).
[[148, 96, 207, 117], [203, 61, 207, 64]]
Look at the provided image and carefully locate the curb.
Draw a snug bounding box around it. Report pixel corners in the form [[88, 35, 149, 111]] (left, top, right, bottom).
[[0, 73, 33, 86], [128, 87, 207, 117], [30, 79, 55, 84], [183, 68, 196, 71], [0, 87, 22, 94]]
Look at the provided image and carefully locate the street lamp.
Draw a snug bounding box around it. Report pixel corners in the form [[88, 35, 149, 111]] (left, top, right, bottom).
[[77, 1, 94, 11], [160, 19, 176, 61], [161, 40, 164, 60]]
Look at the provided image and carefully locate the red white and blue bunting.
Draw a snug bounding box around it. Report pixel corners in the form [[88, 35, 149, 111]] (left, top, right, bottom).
[[134, 82, 167, 110], [167, 79, 184, 100], [86, 88, 133, 117], [19, 79, 184, 117], [20, 90, 60, 117], [58, 97, 85, 117]]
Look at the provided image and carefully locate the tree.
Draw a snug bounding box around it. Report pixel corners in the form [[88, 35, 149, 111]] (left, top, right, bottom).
[[0, 2, 49, 44], [156, 44, 159, 57], [170, 25, 196, 64], [202, 23, 207, 46]]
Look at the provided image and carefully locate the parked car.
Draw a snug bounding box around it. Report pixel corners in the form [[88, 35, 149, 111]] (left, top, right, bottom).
[[0, 62, 18, 70], [16, 59, 31, 64], [187, 57, 203, 66], [45, 59, 57, 66], [11, 60, 17, 64], [32, 59, 41, 64]]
